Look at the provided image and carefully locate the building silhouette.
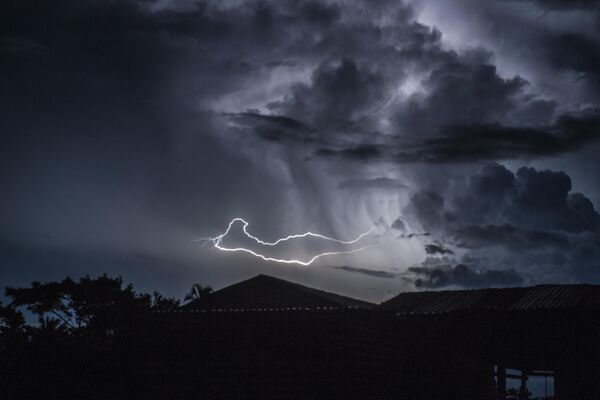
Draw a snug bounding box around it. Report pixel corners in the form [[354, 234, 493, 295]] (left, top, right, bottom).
[[143, 274, 600, 399]]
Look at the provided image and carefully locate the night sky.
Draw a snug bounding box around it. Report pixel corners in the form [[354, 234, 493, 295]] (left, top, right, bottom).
[[2, 0, 600, 302]]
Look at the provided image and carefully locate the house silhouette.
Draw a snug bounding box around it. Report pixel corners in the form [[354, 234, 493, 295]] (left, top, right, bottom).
[[144, 274, 600, 400]]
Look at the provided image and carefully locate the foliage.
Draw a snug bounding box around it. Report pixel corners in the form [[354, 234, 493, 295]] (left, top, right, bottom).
[[0, 301, 25, 333], [0, 274, 187, 399], [4, 274, 180, 335]]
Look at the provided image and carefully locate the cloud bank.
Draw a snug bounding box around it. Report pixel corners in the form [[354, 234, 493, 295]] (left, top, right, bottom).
[[1, 0, 600, 298]]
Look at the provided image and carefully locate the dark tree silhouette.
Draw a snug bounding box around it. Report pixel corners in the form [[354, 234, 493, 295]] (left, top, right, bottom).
[[0, 301, 26, 353], [0, 301, 25, 333], [5, 275, 179, 336], [0, 274, 183, 400], [151, 291, 181, 311], [2, 274, 183, 332]]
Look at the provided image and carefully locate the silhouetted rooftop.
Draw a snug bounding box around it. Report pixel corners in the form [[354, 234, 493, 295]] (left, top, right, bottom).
[[182, 274, 375, 311], [381, 284, 600, 315], [180, 274, 600, 315]]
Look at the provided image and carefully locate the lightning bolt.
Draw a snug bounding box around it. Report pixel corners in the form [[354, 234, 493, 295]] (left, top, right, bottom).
[[198, 218, 375, 266]]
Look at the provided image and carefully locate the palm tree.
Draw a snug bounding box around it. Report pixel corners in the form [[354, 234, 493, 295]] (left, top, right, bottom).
[[184, 284, 213, 302]]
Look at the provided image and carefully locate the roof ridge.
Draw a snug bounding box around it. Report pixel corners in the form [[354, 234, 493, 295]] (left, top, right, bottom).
[[186, 274, 374, 309], [383, 283, 600, 300], [383, 284, 600, 313]]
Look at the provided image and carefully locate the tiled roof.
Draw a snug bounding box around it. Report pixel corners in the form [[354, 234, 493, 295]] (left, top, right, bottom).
[[182, 274, 375, 311], [380, 284, 600, 315]]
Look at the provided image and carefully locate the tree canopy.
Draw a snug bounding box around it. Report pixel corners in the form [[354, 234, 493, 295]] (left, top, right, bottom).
[[4, 274, 180, 336]]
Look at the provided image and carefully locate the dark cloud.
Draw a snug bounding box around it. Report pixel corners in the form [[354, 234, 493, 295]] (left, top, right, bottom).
[[314, 145, 384, 161], [403, 191, 447, 233], [313, 110, 600, 164], [403, 233, 431, 239], [170, 1, 600, 168], [267, 7, 600, 165], [331, 265, 398, 279], [451, 224, 571, 251], [231, 112, 312, 132], [398, 113, 600, 163], [2, 0, 600, 297], [433, 0, 600, 104], [273, 58, 385, 131], [548, 34, 600, 77], [225, 112, 315, 142], [397, 61, 530, 133], [453, 163, 600, 232], [424, 244, 454, 255], [407, 263, 524, 289], [413, 163, 600, 237], [299, 1, 341, 26], [403, 163, 600, 285], [502, 0, 600, 10]]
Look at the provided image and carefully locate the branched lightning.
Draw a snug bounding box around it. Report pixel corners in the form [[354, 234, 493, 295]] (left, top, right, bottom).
[[198, 217, 375, 266]]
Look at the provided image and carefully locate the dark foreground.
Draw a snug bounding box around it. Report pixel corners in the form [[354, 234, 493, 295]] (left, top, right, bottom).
[[1, 274, 599, 399]]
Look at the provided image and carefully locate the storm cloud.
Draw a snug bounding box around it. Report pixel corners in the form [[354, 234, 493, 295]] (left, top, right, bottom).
[[407, 262, 524, 289], [331, 265, 398, 279], [402, 163, 600, 288], [501, 0, 600, 10], [2, 0, 600, 298]]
